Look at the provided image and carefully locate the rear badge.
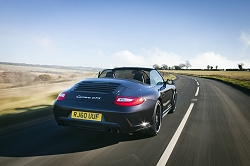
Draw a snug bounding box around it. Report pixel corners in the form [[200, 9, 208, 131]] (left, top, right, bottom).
[[76, 95, 101, 100]]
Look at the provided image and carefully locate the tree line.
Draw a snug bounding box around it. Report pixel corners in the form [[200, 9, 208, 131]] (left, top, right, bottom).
[[153, 61, 192, 70], [153, 61, 247, 70]]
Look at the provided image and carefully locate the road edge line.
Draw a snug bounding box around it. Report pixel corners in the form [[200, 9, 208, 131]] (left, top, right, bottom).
[[195, 87, 199, 96], [156, 103, 195, 166]]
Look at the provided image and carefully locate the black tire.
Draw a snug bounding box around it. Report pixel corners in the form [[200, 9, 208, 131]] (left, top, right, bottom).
[[146, 100, 162, 136], [169, 90, 177, 113]]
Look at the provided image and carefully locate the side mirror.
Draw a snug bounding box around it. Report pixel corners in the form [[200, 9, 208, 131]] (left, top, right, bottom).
[[165, 79, 175, 85]]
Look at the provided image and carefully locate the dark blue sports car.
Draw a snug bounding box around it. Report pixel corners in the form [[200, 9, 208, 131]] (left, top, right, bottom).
[[53, 67, 177, 136]]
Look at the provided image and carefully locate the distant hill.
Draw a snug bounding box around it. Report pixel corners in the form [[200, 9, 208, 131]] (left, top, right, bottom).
[[0, 62, 103, 71]]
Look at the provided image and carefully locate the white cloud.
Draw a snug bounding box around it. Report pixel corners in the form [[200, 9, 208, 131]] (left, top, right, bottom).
[[35, 36, 54, 50], [241, 32, 250, 47], [190, 52, 250, 69], [0, 26, 54, 50], [141, 48, 183, 67], [101, 48, 250, 69], [110, 48, 183, 68], [111, 50, 146, 67]]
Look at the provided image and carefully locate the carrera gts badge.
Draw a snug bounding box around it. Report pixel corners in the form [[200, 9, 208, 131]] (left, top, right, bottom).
[[76, 95, 101, 100]]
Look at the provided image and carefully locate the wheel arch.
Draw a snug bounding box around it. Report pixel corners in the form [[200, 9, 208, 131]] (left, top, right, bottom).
[[157, 97, 163, 114]]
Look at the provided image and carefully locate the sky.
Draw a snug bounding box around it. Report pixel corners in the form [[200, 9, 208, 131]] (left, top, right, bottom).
[[0, 0, 250, 69]]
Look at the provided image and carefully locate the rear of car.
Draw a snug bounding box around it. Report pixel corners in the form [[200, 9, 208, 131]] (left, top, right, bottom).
[[53, 78, 158, 133]]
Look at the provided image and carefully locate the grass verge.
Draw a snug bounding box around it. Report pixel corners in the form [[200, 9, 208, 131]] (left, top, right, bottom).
[[168, 70, 250, 92], [0, 105, 53, 129]]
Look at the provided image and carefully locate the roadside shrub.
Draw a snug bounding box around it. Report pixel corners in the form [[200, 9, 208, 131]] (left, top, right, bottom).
[[38, 74, 51, 82], [70, 74, 76, 78]]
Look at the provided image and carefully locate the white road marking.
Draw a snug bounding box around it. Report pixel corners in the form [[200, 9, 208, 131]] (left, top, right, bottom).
[[195, 87, 199, 96], [156, 103, 195, 166], [197, 81, 199, 86], [191, 99, 198, 102]]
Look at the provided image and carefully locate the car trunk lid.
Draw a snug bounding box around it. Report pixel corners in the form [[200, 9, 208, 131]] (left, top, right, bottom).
[[65, 81, 125, 103]]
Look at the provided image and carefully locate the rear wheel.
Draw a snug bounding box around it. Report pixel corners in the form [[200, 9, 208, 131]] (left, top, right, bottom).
[[146, 100, 162, 136], [169, 91, 177, 113]]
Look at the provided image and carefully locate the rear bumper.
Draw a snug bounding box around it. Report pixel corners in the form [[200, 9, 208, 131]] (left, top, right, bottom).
[[53, 99, 156, 133], [58, 117, 121, 131]]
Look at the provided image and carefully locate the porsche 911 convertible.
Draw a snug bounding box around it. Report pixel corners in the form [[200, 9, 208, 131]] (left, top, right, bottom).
[[53, 67, 177, 136]]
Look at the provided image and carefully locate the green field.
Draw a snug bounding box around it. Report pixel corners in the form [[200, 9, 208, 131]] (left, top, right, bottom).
[[0, 64, 97, 116], [166, 70, 250, 90]]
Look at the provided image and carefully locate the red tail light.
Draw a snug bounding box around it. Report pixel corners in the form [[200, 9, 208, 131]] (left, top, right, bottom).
[[57, 91, 67, 101], [114, 96, 145, 106]]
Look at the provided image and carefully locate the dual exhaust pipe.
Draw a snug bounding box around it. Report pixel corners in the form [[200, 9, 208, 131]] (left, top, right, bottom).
[[58, 121, 68, 126], [107, 127, 120, 133], [58, 121, 120, 134]]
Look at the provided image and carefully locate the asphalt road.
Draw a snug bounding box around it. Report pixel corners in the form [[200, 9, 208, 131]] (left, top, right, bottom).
[[1, 75, 250, 166]]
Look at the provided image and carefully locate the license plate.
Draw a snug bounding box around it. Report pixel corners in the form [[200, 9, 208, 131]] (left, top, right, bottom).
[[71, 111, 102, 122]]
